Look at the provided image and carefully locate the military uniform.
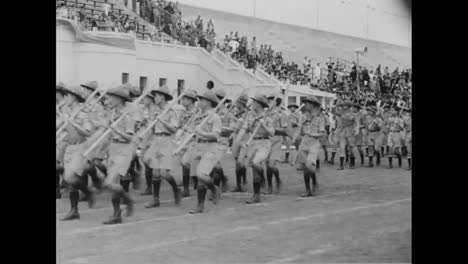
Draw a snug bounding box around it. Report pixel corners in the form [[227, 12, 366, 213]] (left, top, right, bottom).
[[294, 96, 325, 197], [336, 102, 360, 169], [365, 106, 384, 167], [386, 108, 404, 168], [403, 110, 412, 170], [230, 97, 250, 192]]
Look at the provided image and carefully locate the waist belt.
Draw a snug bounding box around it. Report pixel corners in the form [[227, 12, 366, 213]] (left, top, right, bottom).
[[274, 131, 287, 136], [112, 139, 128, 144], [253, 136, 269, 140], [197, 139, 217, 143], [154, 132, 171, 137], [368, 129, 380, 132]]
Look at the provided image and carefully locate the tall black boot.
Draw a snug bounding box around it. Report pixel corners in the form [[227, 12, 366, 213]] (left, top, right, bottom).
[[376, 152, 381, 166], [407, 158, 412, 170], [380, 147, 385, 157], [284, 152, 290, 163], [316, 160, 320, 172], [219, 167, 228, 192], [120, 180, 130, 204], [103, 195, 122, 224], [241, 167, 247, 186], [145, 180, 161, 208], [192, 176, 198, 190], [386, 146, 390, 156], [402, 146, 407, 156], [87, 166, 103, 191], [77, 178, 95, 208], [310, 171, 318, 196], [246, 181, 261, 204], [397, 153, 402, 168], [338, 157, 345, 170], [258, 167, 266, 188], [387, 157, 393, 169], [329, 152, 336, 165], [349, 157, 355, 169], [182, 166, 190, 197], [166, 177, 182, 205], [61, 190, 80, 221], [266, 167, 273, 194], [190, 186, 206, 214], [360, 152, 365, 167], [232, 166, 244, 192], [141, 165, 153, 195], [79, 175, 90, 202], [301, 170, 312, 197], [271, 167, 281, 194], [367, 156, 374, 167], [323, 146, 328, 162]]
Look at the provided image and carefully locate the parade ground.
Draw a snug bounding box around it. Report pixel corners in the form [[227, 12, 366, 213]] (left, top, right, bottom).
[[57, 154, 412, 264]]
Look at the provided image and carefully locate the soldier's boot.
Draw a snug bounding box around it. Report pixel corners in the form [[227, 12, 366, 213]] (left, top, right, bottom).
[[192, 176, 198, 190], [376, 152, 381, 166], [397, 154, 402, 168], [120, 191, 134, 217], [272, 167, 281, 195], [79, 176, 90, 202], [316, 160, 320, 172], [166, 176, 182, 205], [141, 165, 153, 195], [88, 166, 103, 191], [386, 146, 390, 156], [360, 153, 365, 167], [310, 172, 318, 196], [190, 186, 206, 214], [387, 157, 393, 169], [407, 158, 412, 170], [241, 167, 248, 187], [61, 190, 80, 221], [328, 152, 336, 165], [301, 171, 312, 197], [246, 169, 261, 204], [182, 168, 190, 197], [219, 168, 229, 193], [103, 196, 122, 225], [266, 167, 273, 195], [323, 147, 329, 162], [145, 180, 161, 208], [120, 180, 130, 204], [77, 177, 95, 208], [231, 167, 244, 192], [349, 157, 355, 169], [402, 146, 407, 156], [205, 182, 220, 205], [337, 157, 345, 170], [366, 156, 374, 168], [284, 151, 290, 163], [380, 147, 385, 157]]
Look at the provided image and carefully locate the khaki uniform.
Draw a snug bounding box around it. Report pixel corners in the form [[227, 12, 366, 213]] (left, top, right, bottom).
[[404, 115, 412, 158], [294, 112, 326, 169], [336, 111, 360, 158], [144, 104, 178, 171], [63, 104, 94, 180], [386, 116, 404, 153], [104, 105, 136, 187], [366, 115, 384, 154], [379, 111, 392, 149], [240, 110, 274, 168], [231, 108, 249, 161], [355, 110, 368, 147], [179, 107, 199, 168], [217, 105, 237, 156], [188, 109, 222, 182], [268, 107, 289, 163]]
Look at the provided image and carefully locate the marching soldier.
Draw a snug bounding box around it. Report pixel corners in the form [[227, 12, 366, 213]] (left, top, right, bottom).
[[284, 104, 302, 164], [317, 107, 330, 171], [56, 82, 69, 199], [365, 106, 384, 167], [380, 104, 392, 157], [60, 85, 97, 221], [100, 86, 136, 224], [403, 108, 412, 170], [230, 93, 250, 192], [178, 89, 199, 197], [291, 95, 326, 197], [386, 106, 404, 169], [236, 94, 275, 204], [143, 86, 182, 208], [213, 89, 235, 192], [354, 103, 367, 167], [266, 94, 289, 195], [181, 91, 222, 213], [335, 101, 360, 170]]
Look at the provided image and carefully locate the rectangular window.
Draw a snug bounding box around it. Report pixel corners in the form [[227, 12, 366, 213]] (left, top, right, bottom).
[[288, 96, 296, 106], [122, 72, 129, 84], [159, 78, 167, 87], [299, 96, 307, 105], [139, 76, 147, 92], [177, 79, 185, 97]]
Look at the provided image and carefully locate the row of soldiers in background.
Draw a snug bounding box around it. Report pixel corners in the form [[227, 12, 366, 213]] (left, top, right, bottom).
[[56, 80, 411, 225]]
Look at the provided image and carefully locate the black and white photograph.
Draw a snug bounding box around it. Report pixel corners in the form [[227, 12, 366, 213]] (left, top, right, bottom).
[[56, 0, 412, 263]]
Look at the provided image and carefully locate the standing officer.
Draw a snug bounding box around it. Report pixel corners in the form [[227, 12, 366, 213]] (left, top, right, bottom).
[[291, 95, 326, 197], [266, 94, 288, 195], [177, 89, 199, 197], [143, 86, 182, 208], [100, 86, 135, 225], [60, 85, 96, 221], [183, 91, 222, 214], [230, 93, 250, 192], [236, 95, 274, 204]]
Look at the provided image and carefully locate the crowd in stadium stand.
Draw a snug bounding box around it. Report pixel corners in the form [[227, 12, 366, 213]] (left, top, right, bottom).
[[56, 0, 411, 108]]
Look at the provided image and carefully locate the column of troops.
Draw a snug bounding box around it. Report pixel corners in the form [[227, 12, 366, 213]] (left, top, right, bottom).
[[56, 81, 412, 225]]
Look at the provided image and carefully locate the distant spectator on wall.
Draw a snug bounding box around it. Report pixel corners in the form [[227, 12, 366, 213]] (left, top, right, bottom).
[[206, 81, 214, 90]]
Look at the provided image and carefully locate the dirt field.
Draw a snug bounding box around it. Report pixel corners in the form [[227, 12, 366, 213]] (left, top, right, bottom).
[[57, 154, 411, 264]]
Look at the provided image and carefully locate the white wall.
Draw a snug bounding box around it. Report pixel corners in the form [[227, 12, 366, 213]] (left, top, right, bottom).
[[176, 0, 411, 47]]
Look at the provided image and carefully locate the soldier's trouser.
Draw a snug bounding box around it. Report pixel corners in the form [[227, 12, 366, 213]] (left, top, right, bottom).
[[104, 142, 134, 191], [387, 131, 402, 156], [295, 136, 321, 173], [337, 129, 360, 159], [191, 142, 221, 183]]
